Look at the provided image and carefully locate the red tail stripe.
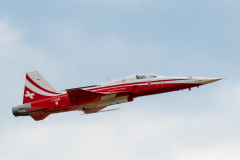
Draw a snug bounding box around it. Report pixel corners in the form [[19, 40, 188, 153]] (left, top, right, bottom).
[[26, 74, 60, 95]]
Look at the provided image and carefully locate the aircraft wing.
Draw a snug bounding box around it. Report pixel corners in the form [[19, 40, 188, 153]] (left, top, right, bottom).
[[66, 88, 107, 103], [66, 87, 134, 104]]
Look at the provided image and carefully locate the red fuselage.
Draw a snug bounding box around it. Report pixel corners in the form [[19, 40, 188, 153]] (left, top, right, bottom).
[[12, 73, 222, 121]]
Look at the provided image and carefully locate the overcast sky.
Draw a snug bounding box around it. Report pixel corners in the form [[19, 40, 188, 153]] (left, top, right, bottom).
[[1, 0, 240, 160]]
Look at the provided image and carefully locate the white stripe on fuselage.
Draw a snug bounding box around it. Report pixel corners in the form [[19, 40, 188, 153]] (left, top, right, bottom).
[[87, 78, 199, 91]]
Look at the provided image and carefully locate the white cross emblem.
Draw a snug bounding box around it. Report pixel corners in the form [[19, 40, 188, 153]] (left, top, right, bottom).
[[25, 91, 35, 99]]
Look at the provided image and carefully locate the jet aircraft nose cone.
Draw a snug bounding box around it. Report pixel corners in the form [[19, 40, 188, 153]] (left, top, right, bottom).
[[202, 78, 222, 84]]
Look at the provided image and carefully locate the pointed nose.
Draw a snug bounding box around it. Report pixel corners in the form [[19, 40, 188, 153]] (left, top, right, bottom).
[[202, 78, 222, 84]]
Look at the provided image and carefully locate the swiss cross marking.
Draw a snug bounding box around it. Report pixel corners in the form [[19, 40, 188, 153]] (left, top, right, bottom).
[[25, 91, 35, 99]]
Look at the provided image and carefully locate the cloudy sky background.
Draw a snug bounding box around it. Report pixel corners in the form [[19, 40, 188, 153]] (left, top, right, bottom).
[[1, 0, 240, 159]]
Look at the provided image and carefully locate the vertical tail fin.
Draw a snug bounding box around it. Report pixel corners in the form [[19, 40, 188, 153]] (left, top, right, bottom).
[[23, 71, 62, 104]]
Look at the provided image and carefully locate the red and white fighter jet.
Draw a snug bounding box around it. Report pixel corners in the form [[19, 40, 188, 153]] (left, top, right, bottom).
[[12, 71, 222, 121]]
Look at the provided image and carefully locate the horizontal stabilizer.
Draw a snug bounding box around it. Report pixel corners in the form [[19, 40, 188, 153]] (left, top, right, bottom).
[[81, 108, 120, 115], [31, 114, 49, 121]]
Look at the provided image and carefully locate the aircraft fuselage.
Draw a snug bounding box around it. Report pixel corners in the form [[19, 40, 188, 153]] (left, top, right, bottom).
[[12, 72, 222, 121]]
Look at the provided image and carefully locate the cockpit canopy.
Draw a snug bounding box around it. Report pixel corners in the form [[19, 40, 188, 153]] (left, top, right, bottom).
[[136, 74, 158, 79]]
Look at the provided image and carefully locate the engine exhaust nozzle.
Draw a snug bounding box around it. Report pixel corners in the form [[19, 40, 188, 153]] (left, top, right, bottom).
[[12, 103, 32, 117]]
